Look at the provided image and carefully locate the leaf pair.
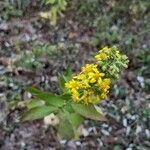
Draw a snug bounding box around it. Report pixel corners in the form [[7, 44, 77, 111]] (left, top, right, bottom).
[[57, 103, 105, 139], [21, 87, 66, 121]]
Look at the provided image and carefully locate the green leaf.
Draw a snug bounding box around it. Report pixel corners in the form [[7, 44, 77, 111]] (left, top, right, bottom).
[[69, 113, 83, 129], [26, 87, 66, 107], [58, 75, 67, 93], [65, 66, 72, 80], [63, 103, 74, 113], [60, 94, 71, 100], [21, 106, 57, 121], [26, 99, 45, 109], [71, 103, 104, 121], [45, 0, 55, 4], [26, 87, 41, 94], [68, 113, 83, 139], [57, 112, 74, 139], [58, 0, 67, 10], [143, 108, 150, 119], [114, 145, 122, 150]]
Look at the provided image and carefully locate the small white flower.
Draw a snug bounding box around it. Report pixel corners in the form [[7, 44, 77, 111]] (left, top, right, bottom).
[[44, 113, 59, 126]]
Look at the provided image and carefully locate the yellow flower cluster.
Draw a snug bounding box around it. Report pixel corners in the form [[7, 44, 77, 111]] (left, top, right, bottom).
[[95, 46, 109, 61], [65, 46, 128, 104], [95, 46, 121, 61], [65, 64, 110, 104]]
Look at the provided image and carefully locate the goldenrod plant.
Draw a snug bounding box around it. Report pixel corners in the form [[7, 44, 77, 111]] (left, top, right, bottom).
[[20, 46, 129, 139], [40, 0, 67, 25]]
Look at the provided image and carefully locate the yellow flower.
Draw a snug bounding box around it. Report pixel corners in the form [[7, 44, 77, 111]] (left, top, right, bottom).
[[88, 72, 105, 83], [101, 79, 110, 93], [81, 64, 98, 74], [73, 73, 86, 80], [101, 46, 109, 52], [95, 52, 108, 61], [71, 89, 80, 102], [65, 79, 81, 90], [95, 47, 110, 61], [88, 72, 96, 83], [97, 78, 102, 85], [97, 78, 110, 98], [74, 73, 90, 88], [81, 90, 93, 104], [81, 79, 90, 88], [115, 50, 121, 58], [101, 93, 107, 99]]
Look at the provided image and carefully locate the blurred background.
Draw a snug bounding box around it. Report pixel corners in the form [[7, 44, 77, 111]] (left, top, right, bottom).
[[0, 0, 149, 149]]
